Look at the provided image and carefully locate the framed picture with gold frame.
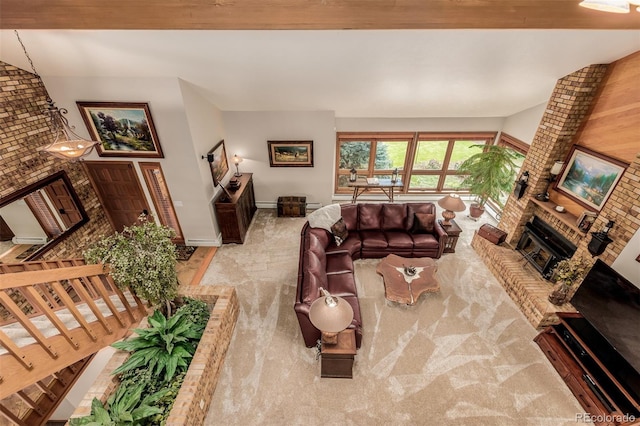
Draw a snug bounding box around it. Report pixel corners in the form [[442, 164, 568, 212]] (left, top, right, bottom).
[[77, 102, 163, 158], [267, 140, 313, 167]]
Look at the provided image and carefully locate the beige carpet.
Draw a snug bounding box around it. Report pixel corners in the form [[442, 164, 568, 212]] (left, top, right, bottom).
[[201, 210, 589, 425]]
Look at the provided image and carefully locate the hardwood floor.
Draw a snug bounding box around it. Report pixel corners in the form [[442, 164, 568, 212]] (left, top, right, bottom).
[[176, 246, 217, 286]]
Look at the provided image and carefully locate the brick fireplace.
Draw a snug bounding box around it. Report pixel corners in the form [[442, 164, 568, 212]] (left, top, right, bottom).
[[473, 52, 640, 328]]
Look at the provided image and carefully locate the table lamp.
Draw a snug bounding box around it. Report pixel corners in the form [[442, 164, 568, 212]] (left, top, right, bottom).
[[232, 154, 243, 177], [437, 194, 466, 226], [309, 287, 354, 345]]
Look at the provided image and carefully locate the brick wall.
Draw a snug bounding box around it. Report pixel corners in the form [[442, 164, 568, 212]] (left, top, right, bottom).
[[499, 64, 609, 249], [0, 62, 113, 259]]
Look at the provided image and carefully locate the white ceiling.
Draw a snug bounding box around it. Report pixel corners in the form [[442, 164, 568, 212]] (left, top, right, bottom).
[[1, 30, 639, 118]]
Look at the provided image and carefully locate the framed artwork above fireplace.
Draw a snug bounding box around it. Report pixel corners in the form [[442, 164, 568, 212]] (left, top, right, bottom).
[[554, 146, 627, 212]]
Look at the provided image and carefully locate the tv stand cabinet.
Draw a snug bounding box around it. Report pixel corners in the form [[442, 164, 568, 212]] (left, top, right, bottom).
[[534, 312, 640, 426]]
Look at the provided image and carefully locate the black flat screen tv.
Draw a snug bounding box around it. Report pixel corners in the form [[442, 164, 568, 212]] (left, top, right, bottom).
[[570, 259, 640, 374]]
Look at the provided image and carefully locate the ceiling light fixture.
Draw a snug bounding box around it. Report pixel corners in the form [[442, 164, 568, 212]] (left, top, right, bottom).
[[15, 31, 99, 161], [579, 0, 640, 13]]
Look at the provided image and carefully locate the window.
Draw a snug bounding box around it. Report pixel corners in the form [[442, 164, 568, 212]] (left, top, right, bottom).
[[335, 132, 497, 195]]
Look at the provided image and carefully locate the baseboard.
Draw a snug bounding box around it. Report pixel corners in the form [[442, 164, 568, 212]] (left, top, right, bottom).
[[185, 237, 221, 247], [12, 236, 48, 244], [255, 202, 322, 210]]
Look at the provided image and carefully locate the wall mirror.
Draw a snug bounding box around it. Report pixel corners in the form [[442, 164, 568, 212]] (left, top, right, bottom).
[[0, 170, 89, 262]]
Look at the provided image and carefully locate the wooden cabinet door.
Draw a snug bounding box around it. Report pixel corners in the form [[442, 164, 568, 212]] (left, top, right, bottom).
[[84, 161, 150, 232]]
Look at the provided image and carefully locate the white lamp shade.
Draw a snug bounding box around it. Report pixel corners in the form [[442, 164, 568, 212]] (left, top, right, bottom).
[[309, 290, 354, 333], [550, 161, 564, 176], [232, 154, 243, 165]]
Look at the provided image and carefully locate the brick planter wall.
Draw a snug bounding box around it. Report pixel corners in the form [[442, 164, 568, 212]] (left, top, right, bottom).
[[471, 232, 575, 329], [68, 286, 239, 425]]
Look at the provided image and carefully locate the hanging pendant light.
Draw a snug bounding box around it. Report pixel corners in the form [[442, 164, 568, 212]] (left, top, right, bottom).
[[579, 0, 631, 13], [15, 31, 99, 161]]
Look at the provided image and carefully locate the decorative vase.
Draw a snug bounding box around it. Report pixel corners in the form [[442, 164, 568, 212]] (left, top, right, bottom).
[[548, 283, 571, 306]]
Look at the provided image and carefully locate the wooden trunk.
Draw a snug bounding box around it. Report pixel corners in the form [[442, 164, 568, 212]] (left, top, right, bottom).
[[277, 196, 306, 217], [477, 223, 507, 245]]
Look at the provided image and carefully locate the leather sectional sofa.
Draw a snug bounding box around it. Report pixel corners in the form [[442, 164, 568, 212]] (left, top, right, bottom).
[[294, 203, 447, 348]]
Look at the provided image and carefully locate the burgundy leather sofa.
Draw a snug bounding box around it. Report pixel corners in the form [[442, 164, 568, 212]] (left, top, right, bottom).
[[294, 203, 447, 348]]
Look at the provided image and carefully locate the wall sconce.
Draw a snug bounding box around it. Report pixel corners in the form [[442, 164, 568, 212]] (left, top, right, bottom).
[[588, 220, 614, 256], [232, 154, 243, 177], [349, 167, 358, 182], [437, 194, 466, 226], [514, 171, 529, 200], [535, 161, 564, 201], [309, 287, 354, 345]]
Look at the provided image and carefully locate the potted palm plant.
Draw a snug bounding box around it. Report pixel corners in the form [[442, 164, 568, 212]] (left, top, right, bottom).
[[457, 144, 521, 219]]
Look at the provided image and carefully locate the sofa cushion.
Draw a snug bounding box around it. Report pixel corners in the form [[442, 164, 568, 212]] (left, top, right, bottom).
[[307, 227, 331, 249], [340, 204, 358, 231], [327, 273, 358, 298], [326, 252, 354, 275], [411, 212, 435, 234], [330, 217, 349, 246], [325, 235, 362, 259], [358, 204, 383, 230], [385, 231, 414, 249], [411, 233, 440, 249], [406, 203, 436, 231], [359, 230, 387, 248], [382, 204, 407, 230]]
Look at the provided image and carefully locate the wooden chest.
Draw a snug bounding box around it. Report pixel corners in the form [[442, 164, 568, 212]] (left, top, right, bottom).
[[277, 196, 306, 217], [478, 223, 507, 245]]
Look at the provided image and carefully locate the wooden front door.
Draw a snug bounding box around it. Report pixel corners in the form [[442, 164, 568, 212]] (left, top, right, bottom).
[[84, 161, 151, 232], [44, 178, 83, 228]]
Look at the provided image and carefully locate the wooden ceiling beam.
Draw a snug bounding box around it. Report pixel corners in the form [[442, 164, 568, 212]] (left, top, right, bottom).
[[2, 0, 640, 30]]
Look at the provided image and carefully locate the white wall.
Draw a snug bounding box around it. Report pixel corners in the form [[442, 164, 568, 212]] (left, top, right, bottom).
[[0, 200, 47, 242], [45, 76, 219, 246], [222, 111, 336, 206], [179, 79, 227, 244], [500, 102, 546, 144], [612, 227, 640, 287]]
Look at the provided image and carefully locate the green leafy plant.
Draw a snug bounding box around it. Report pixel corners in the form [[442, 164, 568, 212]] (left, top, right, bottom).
[[69, 383, 168, 425], [457, 144, 521, 208], [111, 309, 203, 383], [83, 215, 178, 309]]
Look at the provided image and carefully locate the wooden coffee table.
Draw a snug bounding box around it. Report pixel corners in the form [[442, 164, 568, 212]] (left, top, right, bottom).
[[375, 254, 441, 305]]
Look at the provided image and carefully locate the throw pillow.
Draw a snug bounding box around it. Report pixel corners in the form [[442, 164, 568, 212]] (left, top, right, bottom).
[[331, 217, 349, 246], [307, 203, 342, 232], [411, 213, 435, 234]]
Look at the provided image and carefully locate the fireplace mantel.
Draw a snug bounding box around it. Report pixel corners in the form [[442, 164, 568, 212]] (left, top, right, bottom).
[[529, 197, 585, 234]]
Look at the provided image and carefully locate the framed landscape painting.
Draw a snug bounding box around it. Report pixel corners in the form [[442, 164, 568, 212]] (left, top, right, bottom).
[[555, 145, 627, 212], [267, 140, 313, 167], [77, 102, 163, 158], [207, 139, 229, 187]]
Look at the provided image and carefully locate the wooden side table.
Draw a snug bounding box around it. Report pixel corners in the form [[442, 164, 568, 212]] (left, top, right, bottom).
[[321, 329, 356, 378], [438, 219, 462, 253]]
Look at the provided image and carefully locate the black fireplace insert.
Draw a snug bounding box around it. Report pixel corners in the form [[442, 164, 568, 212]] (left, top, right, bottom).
[[517, 216, 577, 279]]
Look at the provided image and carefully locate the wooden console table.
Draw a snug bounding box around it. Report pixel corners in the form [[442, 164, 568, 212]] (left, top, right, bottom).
[[214, 173, 257, 244], [347, 178, 402, 203]]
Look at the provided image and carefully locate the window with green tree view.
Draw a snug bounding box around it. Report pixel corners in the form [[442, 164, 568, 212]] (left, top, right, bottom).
[[336, 132, 498, 195]]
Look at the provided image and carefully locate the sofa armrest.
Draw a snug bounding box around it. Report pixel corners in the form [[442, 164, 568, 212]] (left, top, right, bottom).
[[433, 220, 448, 258]]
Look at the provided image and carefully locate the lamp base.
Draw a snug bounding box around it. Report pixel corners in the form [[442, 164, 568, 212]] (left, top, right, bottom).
[[321, 331, 339, 345], [234, 172, 242, 177], [441, 210, 455, 226]]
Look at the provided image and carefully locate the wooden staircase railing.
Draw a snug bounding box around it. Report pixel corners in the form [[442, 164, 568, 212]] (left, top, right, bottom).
[[0, 260, 148, 407]]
